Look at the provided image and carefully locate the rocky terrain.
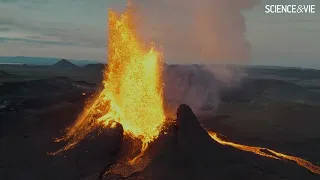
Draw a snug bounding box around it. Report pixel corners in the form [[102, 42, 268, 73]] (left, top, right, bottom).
[[1, 62, 320, 179]]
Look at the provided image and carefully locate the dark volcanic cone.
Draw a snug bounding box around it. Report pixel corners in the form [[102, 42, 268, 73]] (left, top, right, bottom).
[[124, 104, 309, 180], [138, 104, 242, 180], [51, 123, 124, 180]]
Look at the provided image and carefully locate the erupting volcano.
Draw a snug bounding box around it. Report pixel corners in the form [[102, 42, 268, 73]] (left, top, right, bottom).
[[51, 2, 320, 178], [52, 8, 166, 158]]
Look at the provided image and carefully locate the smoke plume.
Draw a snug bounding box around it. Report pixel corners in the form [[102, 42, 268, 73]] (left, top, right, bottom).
[[163, 64, 247, 117], [129, 0, 259, 115], [131, 0, 260, 63]]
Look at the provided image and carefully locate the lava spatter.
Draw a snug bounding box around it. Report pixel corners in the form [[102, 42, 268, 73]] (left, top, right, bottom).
[[52, 7, 166, 160]]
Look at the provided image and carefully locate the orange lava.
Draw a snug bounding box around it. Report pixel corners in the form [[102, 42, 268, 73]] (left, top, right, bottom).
[[208, 131, 320, 175], [51, 6, 166, 158]]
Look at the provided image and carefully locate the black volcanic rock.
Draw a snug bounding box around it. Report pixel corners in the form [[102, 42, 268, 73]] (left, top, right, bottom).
[[176, 104, 228, 162], [136, 104, 241, 180], [220, 78, 320, 104], [51, 59, 77, 68], [70, 124, 124, 179], [121, 104, 310, 180], [0, 70, 10, 78]]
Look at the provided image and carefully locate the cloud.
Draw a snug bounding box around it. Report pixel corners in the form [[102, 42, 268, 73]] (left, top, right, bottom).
[[0, 15, 15, 25], [0, 0, 117, 61], [0, 1, 109, 48], [0, 14, 106, 48], [0, 37, 76, 46], [0, 27, 11, 32], [0, 0, 18, 3]]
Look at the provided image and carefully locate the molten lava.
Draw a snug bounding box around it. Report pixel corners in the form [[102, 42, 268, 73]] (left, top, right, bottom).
[[208, 131, 320, 175], [52, 8, 165, 156]]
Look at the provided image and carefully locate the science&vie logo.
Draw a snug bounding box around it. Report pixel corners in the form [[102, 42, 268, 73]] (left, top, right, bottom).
[[265, 4, 316, 14]]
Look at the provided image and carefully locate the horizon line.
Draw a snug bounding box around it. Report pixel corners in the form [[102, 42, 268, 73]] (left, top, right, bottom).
[[0, 55, 319, 70]]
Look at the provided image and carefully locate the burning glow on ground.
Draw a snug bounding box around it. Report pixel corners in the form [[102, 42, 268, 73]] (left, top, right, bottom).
[[52, 7, 166, 157], [207, 131, 320, 174]]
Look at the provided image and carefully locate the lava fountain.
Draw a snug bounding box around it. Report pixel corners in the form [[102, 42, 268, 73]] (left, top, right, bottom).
[[52, 8, 166, 158]]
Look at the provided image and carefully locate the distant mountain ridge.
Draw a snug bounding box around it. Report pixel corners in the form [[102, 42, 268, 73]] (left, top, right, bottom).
[[0, 56, 101, 66], [1, 56, 319, 70], [83, 63, 106, 71]]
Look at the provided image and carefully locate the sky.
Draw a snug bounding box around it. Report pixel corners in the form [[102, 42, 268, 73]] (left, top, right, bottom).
[[0, 0, 319, 69]]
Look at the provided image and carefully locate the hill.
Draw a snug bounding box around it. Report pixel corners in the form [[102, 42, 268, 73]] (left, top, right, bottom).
[[51, 59, 78, 68], [83, 63, 106, 71]]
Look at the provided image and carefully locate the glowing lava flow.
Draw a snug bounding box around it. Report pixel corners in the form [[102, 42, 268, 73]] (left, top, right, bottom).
[[52, 8, 166, 158], [207, 131, 320, 175]]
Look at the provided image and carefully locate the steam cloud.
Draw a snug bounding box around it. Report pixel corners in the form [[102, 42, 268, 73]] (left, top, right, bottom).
[[129, 0, 259, 115]]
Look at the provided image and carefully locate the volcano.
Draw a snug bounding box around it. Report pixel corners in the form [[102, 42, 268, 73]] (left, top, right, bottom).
[[100, 104, 318, 180], [51, 2, 319, 179]]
